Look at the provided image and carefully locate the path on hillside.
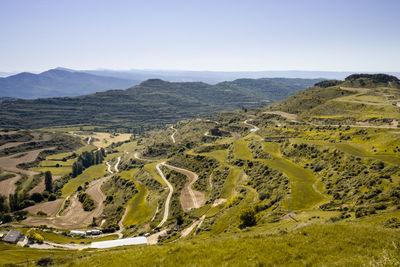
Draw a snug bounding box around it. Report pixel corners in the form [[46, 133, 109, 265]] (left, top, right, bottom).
[[87, 136, 92, 145], [243, 120, 259, 132], [170, 126, 177, 143], [106, 161, 113, 174], [181, 215, 206, 238], [163, 164, 205, 211], [114, 156, 121, 173], [134, 152, 156, 162], [155, 162, 174, 228]]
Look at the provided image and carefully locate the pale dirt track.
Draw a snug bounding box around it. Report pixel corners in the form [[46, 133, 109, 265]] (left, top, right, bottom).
[[170, 126, 177, 143], [181, 215, 205, 238], [155, 163, 174, 228], [0, 147, 55, 176], [23, 175, 111, 229], [23, 199, 64, 216], [163, 164, 205, 211], [29, 175, 61, 194], [0, 172, 21, 198], [106, 161, 113, 174], [114, 156, 121, 172], [243, 120, 259, 132]]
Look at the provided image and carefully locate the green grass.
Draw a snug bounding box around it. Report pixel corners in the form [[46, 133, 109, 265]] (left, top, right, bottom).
[[0, 243, 78, 265], [117, 169, 152, 226], [123, 181, 152, 227], [332, 143, 400, 165], [220, 167, 242, 199], [26, 230, 119, 244], [233, 140, 253, 160], [61, 164, 108, 197], [57, 220, 400, 267], [261, 142, 325, 210], [143, 162, 166, 186], [200, 150, 228, 163]]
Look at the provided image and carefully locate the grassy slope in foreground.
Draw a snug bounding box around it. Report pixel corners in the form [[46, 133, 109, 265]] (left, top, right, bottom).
[[60, 219, 400, 266]]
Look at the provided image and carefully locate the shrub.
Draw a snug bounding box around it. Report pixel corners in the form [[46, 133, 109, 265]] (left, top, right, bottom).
[[26, 229, 44, 243], [36, 211, 47, 216], [37, 257, 53, 266], [48, 193, 57, 201], [239, 207, 257, 228], [30, 192, 44, 203], [382, 217, 400, 228], [78, 192, 95, 211]]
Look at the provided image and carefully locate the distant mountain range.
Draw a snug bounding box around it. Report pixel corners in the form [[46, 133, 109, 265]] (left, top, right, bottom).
[[76, 69, 400, 84], [1, 67, 398, 99], [0, 77, 321, 129], [0, 69, 139, 99]]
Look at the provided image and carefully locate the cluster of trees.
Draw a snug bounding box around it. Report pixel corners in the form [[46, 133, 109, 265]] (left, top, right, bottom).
[[72, 149, 106, 177], [77, 192, 95, 211], [314, 80, 343, 88], [345, 74, 399, 83]]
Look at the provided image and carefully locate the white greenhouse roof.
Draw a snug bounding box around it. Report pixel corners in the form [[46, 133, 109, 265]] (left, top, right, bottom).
[[91, 237, 147, 249]]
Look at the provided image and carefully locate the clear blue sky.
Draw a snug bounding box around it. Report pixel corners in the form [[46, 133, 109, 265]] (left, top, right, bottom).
[[1, 0, 399, 72]]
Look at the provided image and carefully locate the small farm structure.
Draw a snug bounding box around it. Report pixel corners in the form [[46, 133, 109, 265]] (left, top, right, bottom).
[[2, 230, 22, 244], [70, 230, 85, 236]]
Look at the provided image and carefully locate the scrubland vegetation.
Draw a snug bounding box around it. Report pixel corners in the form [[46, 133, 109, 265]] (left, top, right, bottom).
[[1, 74, 400, 266]]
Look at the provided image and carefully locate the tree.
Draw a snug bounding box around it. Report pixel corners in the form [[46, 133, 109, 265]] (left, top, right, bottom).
[[9, 193, 19, 211], [31, 192, 44, 203], [239, 207, 257, 228], [44, 171, 52, 193]]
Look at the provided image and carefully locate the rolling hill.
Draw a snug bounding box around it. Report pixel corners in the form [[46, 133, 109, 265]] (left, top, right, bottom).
[[0, 69, 139, 99], [2, 74, 400, 266], [0, 77, 321, 129]]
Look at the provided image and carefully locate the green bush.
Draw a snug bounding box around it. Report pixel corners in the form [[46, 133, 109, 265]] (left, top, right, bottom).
[[78, 192, 95, 211], [26, 229, 45, 243], [239, 207, 257, 228]]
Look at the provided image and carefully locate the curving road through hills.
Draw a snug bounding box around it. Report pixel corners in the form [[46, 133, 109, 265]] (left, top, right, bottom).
[[155, 162, 174, 228], [243, 120, 259, 132], [163, 164, 205, 211], [170, 126, 177, 143]]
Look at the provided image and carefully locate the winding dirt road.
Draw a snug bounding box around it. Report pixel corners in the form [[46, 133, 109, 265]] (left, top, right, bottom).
[[243, 120, 259, 132], [170, 126, 177, 144], [106, 161, 113, 174], [155, 162, 174, 228], [113, 156, 121, 173], [163, 164, 205, 211]]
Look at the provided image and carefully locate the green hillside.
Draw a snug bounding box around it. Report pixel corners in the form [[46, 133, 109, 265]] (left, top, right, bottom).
[[1, 74, 400, 266], [0, 78, 320, 130]]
